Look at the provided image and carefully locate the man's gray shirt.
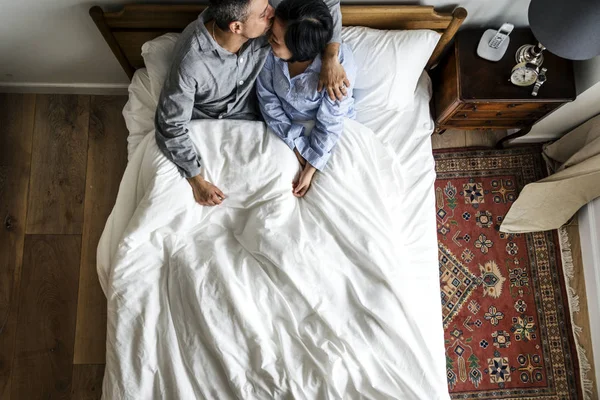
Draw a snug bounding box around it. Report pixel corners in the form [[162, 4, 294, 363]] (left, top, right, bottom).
[[155, 2, 341, 178]]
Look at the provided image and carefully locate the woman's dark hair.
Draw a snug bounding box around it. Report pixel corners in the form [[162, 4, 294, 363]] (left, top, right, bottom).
[[209, 0, 251, 31], [275, 0, 333, 62]]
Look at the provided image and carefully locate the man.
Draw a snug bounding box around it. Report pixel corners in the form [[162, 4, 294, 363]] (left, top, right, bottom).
[[155, 0, 347, 206]]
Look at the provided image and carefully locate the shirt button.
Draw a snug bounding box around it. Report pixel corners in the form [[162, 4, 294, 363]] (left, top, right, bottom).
[[239, 58, 244, 63], [218, 115, 224, 119], [239, 80, 244, 85]]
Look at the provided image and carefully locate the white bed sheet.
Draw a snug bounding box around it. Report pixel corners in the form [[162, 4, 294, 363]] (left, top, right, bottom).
[[100, 68, 446, 399]]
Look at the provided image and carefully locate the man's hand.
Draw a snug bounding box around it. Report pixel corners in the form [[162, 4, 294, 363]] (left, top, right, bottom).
[[294, 148, 306, 167], [292, 165, 317, 198], [187, 174, 226, 206], [318, 43, 349, 101]]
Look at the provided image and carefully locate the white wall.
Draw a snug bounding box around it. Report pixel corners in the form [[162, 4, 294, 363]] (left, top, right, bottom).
[[0, 0, 531, 89], [516, 81, 600, 143], [515, 55, 600, 143]]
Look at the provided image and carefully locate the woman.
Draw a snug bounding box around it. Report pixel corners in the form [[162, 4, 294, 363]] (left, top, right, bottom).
[[256, 0, 357, 197]]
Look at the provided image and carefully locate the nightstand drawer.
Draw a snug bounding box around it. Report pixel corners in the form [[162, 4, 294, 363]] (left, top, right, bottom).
[[450, 110, 543, 120], [445, 119, 532, 128], [459, 103, 558, 113]]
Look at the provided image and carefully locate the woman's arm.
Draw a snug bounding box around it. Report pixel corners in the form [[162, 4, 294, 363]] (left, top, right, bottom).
[[297, 45, 357, 171], [256, 53, 305, 150]]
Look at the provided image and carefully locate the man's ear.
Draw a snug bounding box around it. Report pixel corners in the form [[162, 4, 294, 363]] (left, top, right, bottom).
[[229, 21, 243, 34]]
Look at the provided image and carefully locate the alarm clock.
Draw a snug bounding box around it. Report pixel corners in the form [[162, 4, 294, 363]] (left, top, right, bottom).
[[510, 61, 539, 87]]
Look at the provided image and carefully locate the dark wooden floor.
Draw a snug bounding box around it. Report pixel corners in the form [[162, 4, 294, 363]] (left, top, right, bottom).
[[1, 93, 128, 400], [1, 94, 595, 399]]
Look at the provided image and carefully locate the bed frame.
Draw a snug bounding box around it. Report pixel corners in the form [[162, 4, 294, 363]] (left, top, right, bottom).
[[90, 4, 467, 80]]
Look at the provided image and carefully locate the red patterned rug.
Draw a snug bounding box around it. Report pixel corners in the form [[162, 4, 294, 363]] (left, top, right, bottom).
[[434, 147, 584, 399]]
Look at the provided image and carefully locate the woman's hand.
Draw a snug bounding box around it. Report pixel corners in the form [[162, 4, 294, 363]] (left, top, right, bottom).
[[294, 148, 306, 167], [292, 164, 317, 197]]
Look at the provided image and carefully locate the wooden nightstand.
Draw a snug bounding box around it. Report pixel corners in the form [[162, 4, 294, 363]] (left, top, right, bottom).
[[432, 28, 576, 147]]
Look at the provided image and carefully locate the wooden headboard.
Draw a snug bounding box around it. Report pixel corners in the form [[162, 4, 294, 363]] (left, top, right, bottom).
[[90, 4, 467, 80]]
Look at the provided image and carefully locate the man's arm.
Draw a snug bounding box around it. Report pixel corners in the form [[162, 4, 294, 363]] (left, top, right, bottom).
[[155, 55, 226, 206], [318, 0, 349, 101], [322, 0, 341, 44], [155, 55, 201, 179]]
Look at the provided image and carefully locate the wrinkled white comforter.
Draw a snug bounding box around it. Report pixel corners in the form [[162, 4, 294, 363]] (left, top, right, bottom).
[[97, 115, 449, 399]]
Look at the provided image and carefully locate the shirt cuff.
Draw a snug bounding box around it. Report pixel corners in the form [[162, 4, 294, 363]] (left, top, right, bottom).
[[282, 124, 305, 151], [178, 158, 202, 179], [294, 136, 330, 171]]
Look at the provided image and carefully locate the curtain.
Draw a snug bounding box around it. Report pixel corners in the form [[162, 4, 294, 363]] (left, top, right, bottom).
[[500, 113, 600, 233]]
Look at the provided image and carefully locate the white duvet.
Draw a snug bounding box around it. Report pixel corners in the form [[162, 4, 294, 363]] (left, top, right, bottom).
[[98, 70, 448, 399]]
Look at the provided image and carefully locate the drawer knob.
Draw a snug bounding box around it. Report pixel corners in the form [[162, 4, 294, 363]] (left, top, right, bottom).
[[496, 112, 503, 116], [471, 105, 478, 111], [507, 104, 518, 108]]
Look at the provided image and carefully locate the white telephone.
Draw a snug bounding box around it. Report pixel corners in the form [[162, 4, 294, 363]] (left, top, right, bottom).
[[477, 23, 514, 62]]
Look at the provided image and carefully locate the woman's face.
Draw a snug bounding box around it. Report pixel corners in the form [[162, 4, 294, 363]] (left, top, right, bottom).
[[268, 18, 292, 60]]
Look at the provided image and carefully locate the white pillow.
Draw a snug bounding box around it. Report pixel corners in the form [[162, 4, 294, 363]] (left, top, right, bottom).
[[123, 69, 157, 159], [141, 27, 440, 111], [341, 26, 440, 111], [141, 32, 179, 101]]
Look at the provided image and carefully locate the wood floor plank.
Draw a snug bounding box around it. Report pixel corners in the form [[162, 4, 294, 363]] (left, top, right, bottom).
[[71, 364, 104, 400], [431, 129, 466, 150], [11, 235, 81, 400], [565, 225, 598, 400], [0, 93, 36, 400], [74, 96, 128, 364], [464, 129, 507, 148], [26, 95, 90, 235]]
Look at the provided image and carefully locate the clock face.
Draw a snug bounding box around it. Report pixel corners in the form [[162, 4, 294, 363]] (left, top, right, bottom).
[[511, 66, 538, 86]]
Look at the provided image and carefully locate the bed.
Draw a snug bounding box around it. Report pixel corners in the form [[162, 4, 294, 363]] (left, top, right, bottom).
[[91, 4, 466, 399]]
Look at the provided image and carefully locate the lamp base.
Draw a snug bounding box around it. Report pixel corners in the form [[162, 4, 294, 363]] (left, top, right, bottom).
[[515, 43, 545, 66]]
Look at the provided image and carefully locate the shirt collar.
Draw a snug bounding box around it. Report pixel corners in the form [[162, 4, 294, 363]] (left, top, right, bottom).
[[274, 53, 323, 77], [194, 9, 218, 54]]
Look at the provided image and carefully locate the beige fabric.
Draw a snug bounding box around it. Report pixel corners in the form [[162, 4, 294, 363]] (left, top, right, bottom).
[[500, 113, 600, 233]]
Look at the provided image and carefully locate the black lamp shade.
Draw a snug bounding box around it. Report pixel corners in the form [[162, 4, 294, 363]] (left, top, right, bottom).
[[529, 0, 600, 60]]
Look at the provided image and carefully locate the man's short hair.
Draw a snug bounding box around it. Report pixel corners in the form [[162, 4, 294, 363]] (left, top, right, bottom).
[[209, 0, 251, 31], [275, 0, 333, 62]]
